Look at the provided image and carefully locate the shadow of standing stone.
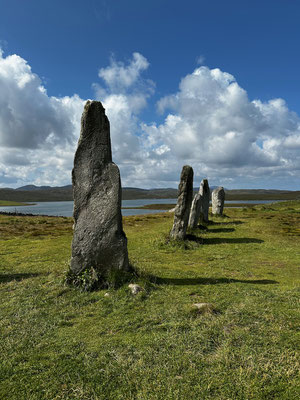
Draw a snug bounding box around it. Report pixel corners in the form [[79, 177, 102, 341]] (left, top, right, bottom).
[[69, 101, 130, 289], [170, 165, 194, 240]]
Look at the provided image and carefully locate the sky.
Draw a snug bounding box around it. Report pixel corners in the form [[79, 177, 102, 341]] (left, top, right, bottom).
[[0, 0, 300, 190]]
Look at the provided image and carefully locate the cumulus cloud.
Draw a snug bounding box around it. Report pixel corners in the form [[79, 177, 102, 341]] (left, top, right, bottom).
[[138, 66, 300, 188], [0, 49, 84, 187], [0, 49, 299, 189], [98, 52, 153, 93], [0, 51, 84, 149], [94, 52, 154, 167]]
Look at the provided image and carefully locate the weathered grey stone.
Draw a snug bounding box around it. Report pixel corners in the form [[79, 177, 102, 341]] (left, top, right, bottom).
[[170, 165, 194, 240], [70, 100, 129, 285], [199, 179, 210, 223], [128, 283, 142, 295], [188, 178, 210, 228], [188, 193, 202, 229], [212, 186, 225, 215]]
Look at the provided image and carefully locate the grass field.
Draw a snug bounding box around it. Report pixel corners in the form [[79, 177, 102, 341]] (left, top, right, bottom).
[[0, 200, 34, 206], [123, 203, 263, 210], [0, 201, 299, 399]]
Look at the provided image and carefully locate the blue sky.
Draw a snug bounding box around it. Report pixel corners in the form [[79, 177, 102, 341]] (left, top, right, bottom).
[[0, 0, 300, 189]]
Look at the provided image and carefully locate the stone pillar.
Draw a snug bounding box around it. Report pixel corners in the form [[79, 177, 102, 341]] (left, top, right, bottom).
[[188, 193, 202, 229], [69, 101, 129, 288], [170, 165, 194, 240], [212, 186, 225, 216], [188, 178, 210, 228], [199, 179, 210, 223]]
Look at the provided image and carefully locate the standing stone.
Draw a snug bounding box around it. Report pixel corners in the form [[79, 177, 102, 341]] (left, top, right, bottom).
[[199, 179, 210, 223], [70, 101, 129, 287], [212, 186, 225, 215], [170, 165, 194, 240], [188, 192, 202, 229], [188, 178, 210, 228]]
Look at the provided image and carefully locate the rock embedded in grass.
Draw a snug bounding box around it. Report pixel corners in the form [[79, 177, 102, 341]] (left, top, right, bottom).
[[128, 283, 142, 295], [212, 186, 225, 216], [69, 100, 130, 289], [170, 165, 194, 240], [192, 302, 215, 314]]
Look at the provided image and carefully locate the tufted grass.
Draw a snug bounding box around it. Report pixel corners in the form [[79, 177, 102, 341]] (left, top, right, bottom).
[[0, 201, 299, 399]]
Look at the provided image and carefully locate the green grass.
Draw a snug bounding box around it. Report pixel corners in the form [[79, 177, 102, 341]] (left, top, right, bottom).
[[123, 203, 176, 210], [0, 200, 34, 206], [123, 202, 265, 210], [0, 202, 299, 399]]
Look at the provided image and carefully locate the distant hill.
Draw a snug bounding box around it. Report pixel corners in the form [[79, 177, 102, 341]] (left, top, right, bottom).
[[0, 185, 299, 202]]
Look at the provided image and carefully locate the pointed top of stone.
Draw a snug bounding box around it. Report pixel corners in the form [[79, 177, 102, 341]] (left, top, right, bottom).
[[200, 178, 209, 195], [77, 100, 112, 164]]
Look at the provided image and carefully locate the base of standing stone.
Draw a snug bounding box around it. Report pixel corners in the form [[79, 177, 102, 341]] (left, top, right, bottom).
[[65, 264, 135, 291]]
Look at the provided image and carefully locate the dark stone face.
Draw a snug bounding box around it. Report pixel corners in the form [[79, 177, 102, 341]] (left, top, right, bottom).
[[170, 165, 194, 240], [212, 186, 225, 215], [70, 101, 129, 285]]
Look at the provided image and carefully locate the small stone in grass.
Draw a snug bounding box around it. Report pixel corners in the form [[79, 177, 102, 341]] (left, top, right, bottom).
[[104, 292, 110, 297], [193, 303, 215, 314], [128, 283, 142, 295]]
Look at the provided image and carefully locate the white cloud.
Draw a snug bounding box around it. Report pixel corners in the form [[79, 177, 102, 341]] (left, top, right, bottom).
[[94, 52, 154, 167], [138, 66, 300, 188], [0, 50, 84, 187], [0, 50, 299, 190], [98, 52, 153, 93]]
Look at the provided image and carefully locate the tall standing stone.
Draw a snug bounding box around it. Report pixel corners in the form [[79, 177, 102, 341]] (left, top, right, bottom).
[[199, 179, 210, 223], [188, 192, 202, 229], [188, 178, 210, 228], [170, 165, 194, 240], [70, 101, 129, 287], [212, 186, 225, 216]]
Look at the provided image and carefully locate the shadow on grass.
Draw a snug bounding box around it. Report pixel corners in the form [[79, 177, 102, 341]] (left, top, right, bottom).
[[0, 272, 40, 283], [203, 237, 264, 244], [152, 276, 278, 285], [207, 228, 235, 233], [184, 235, 263, 245], [208, 220, 244, 226], [185, 234, 203, 244]]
